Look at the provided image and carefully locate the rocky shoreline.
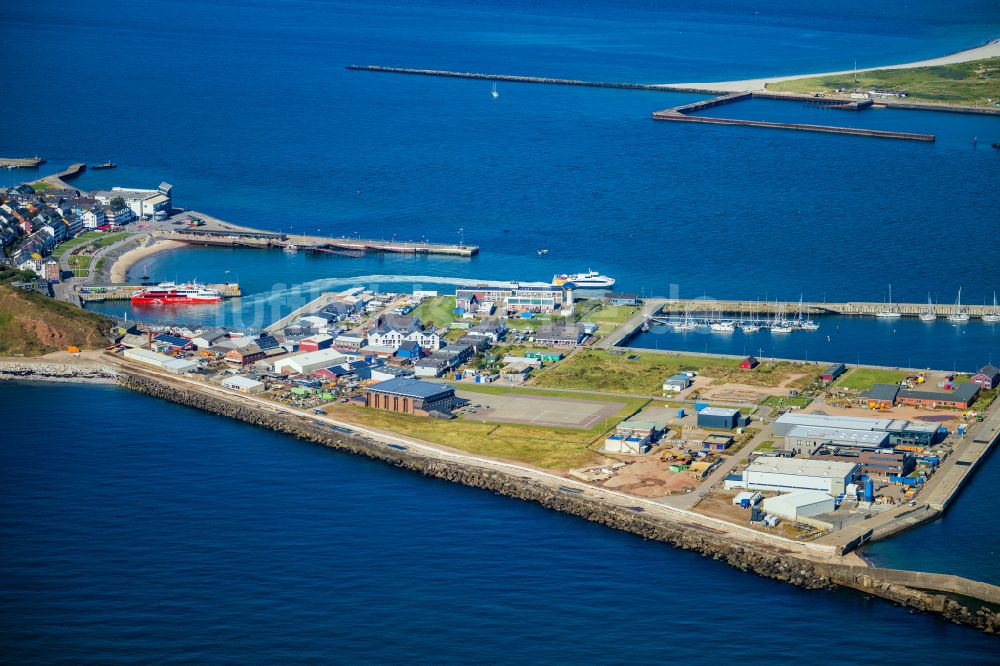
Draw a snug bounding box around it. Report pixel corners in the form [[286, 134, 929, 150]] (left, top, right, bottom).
[[115, 370, 1000, 633], [0, 360, 118, 383]]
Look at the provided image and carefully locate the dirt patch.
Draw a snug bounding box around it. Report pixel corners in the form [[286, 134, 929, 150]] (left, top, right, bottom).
[[598, 458, 699, 497]]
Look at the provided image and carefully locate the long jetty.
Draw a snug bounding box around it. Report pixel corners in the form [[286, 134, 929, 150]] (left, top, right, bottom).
[[160, 228, 478, 257], [347, 65, 676, 90], [657, 298, 995, 318], [0, 156, 46, 168], [350, 65, 937, 141]]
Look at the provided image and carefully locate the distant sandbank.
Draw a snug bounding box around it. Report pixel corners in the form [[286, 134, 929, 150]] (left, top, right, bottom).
[[658, 37, 1000, 92]]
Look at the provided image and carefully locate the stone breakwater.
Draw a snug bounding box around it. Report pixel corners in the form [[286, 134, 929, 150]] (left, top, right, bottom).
[[0, 360, 118, 383], [116, 370, 1000, 633]]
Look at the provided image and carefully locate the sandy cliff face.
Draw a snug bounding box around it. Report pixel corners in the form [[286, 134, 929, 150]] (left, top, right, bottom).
[[0, 285, 113, 355]]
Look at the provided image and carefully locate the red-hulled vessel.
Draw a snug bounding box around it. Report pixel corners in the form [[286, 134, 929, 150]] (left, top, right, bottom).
[[131, 281, 222, 305]]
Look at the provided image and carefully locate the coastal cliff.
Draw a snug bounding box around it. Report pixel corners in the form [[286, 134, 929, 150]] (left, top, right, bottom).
[[116, 371, 1000, 633]]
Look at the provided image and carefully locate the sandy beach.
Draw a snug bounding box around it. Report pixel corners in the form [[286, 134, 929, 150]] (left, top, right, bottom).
[[659, 37, 1000, 92], [109, 239, 185, 282]]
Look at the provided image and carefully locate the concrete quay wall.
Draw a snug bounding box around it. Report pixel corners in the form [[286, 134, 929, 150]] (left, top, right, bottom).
[[115, 369, 1000, 633]]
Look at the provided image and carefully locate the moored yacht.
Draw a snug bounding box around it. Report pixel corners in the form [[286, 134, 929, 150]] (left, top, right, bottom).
[[919, 293, 937, 322], [552, 270, 615, 288], [982, 292, 1000, 323], [876, 284, 902, 318], [947, 287, 970, 322]]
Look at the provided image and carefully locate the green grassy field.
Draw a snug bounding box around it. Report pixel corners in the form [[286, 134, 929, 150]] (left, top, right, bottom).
[[531, 350, 817, 394], [833, 368, 909, 391], [768, 57, 1000, 107], [30, 181, 53, 192], [67, 255, 92, 277], [51, 231, 104, 259], [761, 395, 813, 409], [91, 231, 131, 249], [319, 393, 646, 469], [411, 295, 458, 328]]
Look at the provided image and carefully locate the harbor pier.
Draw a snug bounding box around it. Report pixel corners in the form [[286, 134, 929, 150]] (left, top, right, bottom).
[[160, 215, 478, 257], [655, 298, 995, 318], [77, 283, 241, 302], [652, 94, 936, 141], [0, 156, 46, 168], [350, 65, 945, 140]]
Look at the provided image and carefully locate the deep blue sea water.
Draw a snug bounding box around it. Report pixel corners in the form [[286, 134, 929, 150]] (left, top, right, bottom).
[[2, 382, 1000, 663], [3, 0, 1000, 659]]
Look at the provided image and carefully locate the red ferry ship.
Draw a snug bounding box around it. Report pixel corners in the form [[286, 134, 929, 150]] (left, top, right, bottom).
[[130, 282, 222, 305]]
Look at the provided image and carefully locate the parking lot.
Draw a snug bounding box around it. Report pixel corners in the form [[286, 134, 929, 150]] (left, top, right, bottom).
[[457, 391, 624, 429]]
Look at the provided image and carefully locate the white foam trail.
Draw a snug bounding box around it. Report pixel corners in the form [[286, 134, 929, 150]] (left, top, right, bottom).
[[237, 274, 550, 308]]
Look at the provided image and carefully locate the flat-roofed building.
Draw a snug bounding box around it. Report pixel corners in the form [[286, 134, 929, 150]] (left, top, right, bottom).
[[273, 348, 347, 375], [222, 375, 266, 394], [885, 419, 939, 447], [365, 377, 455, 416], [811, 449, 914, 481], [762, 490, 835, 521], [775, 412, 938, 448], [773, 413, 892, 437], [697, 407, 740, 430], [741, 457, 858, 495], [784, 425, 890, 453]]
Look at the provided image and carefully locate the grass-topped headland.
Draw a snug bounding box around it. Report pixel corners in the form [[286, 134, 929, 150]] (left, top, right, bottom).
[[767, 57, 1000, 107], [0, 278, 114, 356]]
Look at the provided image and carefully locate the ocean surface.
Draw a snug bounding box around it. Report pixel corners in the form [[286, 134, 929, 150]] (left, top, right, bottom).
[[3, 0, 1000, 660], [2, 382, 1000, 664]]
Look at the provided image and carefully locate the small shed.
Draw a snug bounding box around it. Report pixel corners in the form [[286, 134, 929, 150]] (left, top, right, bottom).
[[739, 356, 759, 370], [821, 363, 846, 382], [703, 433, 735, 451], [861, 383, 900, 409]]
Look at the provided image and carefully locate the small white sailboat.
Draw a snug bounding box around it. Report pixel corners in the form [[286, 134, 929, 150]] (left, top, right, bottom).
[[795, 294, 819, 330], [740, 302, 761, 332], [947, 287, 970, 322], [982, 291, 1000, 323], [876, 284, 901, 318], [919, 293, 937, 322], [491, 82, 499, 99], [673, 306, 696, 331], [710, 320, 736, 332], [769, 302, 793, 333]]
